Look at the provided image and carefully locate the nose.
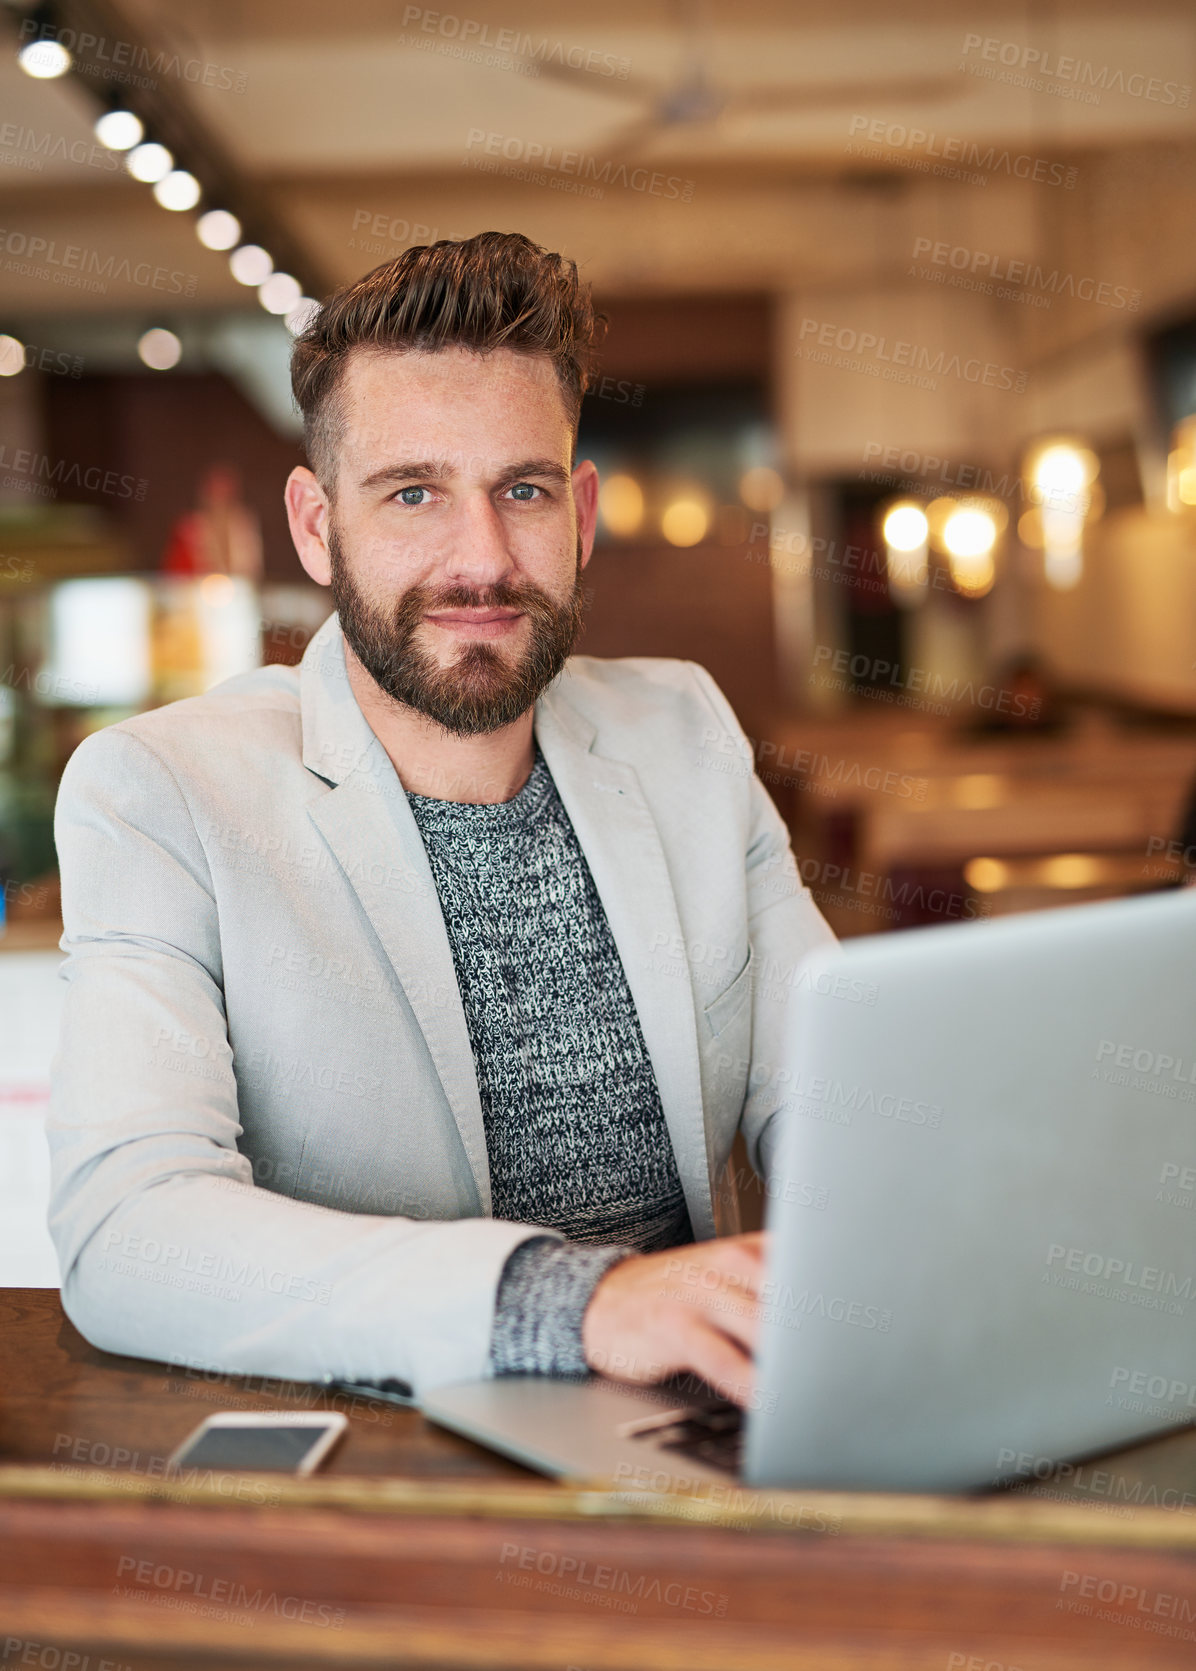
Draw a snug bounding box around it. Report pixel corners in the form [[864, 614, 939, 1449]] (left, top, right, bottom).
[[440, 489, 516, 592]]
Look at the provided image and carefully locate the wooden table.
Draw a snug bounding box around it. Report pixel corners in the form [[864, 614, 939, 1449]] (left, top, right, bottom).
[[3, 1290, 1196, 1669]]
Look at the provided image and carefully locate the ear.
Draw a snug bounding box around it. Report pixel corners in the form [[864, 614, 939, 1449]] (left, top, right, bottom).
[[571, 457, 600, 570], [285, 467, 332, 585]]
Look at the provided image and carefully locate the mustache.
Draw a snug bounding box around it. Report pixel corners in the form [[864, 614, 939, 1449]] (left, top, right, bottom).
[[393, 578, 562, 625]]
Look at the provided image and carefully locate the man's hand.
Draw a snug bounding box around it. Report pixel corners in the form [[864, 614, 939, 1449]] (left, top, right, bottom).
[[581, 1233, 768, 1407]]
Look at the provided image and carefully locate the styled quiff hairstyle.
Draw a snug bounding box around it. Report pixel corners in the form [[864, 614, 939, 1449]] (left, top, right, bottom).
[[290, 230, 604, 491]]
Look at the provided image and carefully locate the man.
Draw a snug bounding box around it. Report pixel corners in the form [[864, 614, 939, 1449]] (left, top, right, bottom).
[[47, 232, 835, 1404]]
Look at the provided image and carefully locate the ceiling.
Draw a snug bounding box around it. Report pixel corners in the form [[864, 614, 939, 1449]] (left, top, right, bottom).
[[1, 0, 1193, 312]]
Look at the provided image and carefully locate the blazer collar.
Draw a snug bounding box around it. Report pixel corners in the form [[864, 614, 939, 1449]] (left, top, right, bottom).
[[298, 613, 714, 1236]]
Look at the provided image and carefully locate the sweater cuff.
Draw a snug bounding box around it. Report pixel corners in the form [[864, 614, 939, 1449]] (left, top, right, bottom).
[[489, 1235, 633, 1376]]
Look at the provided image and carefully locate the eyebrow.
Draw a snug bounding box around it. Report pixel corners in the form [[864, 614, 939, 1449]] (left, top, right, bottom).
[[358, 457, 572, 493]]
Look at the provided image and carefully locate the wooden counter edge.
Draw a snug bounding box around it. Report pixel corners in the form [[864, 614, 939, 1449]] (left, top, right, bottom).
[[3, 1462, 1196, 1547]]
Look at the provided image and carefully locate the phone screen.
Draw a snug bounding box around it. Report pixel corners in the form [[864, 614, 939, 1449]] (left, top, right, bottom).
[[172, 1423, 337, 1472]]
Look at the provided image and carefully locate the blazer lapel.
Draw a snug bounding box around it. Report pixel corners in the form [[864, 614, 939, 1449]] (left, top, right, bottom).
[[535, 683, 715, 1240], [299, 616, 493, 1213]]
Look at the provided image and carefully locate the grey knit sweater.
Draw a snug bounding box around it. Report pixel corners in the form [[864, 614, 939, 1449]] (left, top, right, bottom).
[[406, 744, 693, 1374]]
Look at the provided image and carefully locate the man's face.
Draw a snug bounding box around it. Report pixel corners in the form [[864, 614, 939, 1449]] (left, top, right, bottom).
[[313, 344, 595, 736]]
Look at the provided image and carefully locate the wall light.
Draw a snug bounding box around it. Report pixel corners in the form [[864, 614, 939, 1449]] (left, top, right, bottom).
[[153, 170, 201, 211], [1166, 416, 1196, 513], [17, 36, 70, 78], [229, 244, 273, 287], [126, 142, 174, 183], [881, 500, 929, 606], [196, 209, 241, 251], [94, 109, 144, 150], [661, 498, 709, 547], [137, 328, 182, 370], [1023, 437, 1099, 591], [258, 272, 301, 314], [0, 335, 25, 378]]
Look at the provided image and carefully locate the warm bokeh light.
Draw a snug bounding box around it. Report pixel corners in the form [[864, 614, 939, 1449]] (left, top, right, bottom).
[[229, 244, 273, 286], [1166, 419, 1196, 513], [882, 501, 929, 605], [882, 502, 929, 552], [738, 465, 785, 512], [18, 38, 71, 78], [942, 507, 997, 559], [196, 209, 242, 251], [598, 474, 644, 538], [660, 499, 710, 547], [94, 110, 144, 150], [947, 549, 996, 598], [1026, 438, 1099, 515], [0, 336, 25, 378], [258, 272, 302, 314], [1024, 438, 1098, 591], [964, 857, 1011, 893], [137, 328, 182, 370], [1041, 854, 1105, 889], [126, 142, 174, 184], [153, 170, 202, 211]]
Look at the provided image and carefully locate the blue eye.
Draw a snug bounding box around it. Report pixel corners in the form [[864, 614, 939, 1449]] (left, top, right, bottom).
[[509, 483, 539, 501], [398, 486, 427, 505]]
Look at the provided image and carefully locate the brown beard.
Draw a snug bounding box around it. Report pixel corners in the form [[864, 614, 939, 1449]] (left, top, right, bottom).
[[327, 523, 587, 736]]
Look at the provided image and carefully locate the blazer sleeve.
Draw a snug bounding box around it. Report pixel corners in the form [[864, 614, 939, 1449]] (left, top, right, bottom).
[[46, 725, 548, 1394], [685, 665, 839, 1182]]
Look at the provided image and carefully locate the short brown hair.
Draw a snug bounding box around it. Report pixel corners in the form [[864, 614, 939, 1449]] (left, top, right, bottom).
[[290, 231, 604, 490]]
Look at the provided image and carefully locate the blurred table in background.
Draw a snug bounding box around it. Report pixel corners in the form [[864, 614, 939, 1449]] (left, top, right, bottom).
[[773, 709, 1196, 933]]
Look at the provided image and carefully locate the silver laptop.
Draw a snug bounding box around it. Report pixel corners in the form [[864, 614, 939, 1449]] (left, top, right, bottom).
[[419, 886, 1196, 1493]]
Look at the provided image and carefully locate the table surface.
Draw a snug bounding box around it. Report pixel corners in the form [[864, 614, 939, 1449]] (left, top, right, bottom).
[[3, 1287, 1196, 1670]]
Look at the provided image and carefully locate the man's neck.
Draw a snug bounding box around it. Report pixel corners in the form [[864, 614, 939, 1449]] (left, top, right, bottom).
[[342, 645, 536, 805]]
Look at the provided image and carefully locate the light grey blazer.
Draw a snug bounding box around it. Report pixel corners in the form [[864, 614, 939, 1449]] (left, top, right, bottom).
[[47, 612, 835, 1392]]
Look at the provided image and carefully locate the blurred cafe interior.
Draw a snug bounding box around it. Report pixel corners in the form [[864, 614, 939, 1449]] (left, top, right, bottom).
[[3, 0, 1196, 1256]]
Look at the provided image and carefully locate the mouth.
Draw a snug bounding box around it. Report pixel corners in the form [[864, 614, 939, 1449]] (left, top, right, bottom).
[[424, 609, 524, 637]]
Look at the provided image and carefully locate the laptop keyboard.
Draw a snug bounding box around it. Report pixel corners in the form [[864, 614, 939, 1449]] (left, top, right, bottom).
[[623, 1389, 745, 1474]]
